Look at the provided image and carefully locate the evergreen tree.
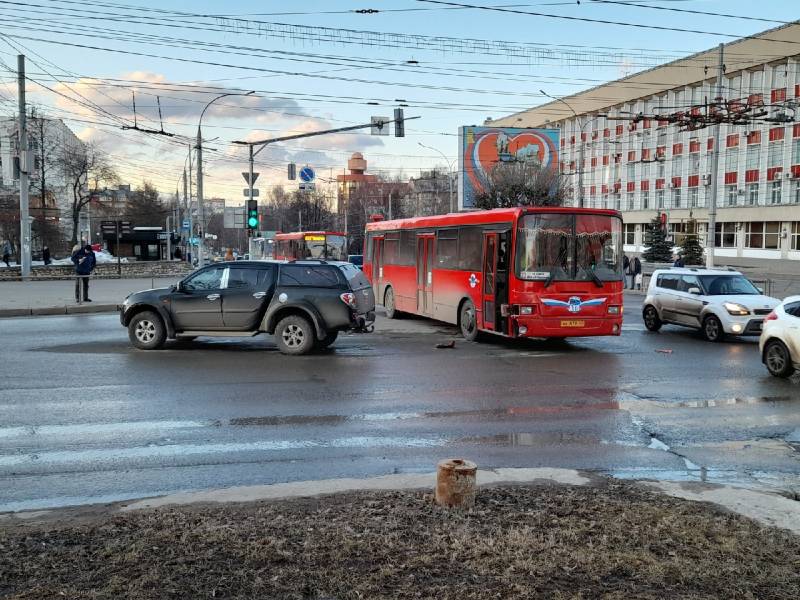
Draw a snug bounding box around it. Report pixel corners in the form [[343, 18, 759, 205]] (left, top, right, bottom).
[[642, 214, 673, 263], [680, 218, 704, 265]]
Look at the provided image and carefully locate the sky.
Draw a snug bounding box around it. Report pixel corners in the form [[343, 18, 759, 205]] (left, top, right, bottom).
[[0, 0, 795, 204]]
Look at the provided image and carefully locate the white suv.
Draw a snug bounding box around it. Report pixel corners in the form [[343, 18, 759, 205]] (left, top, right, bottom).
[[642, 268, 780, 342]]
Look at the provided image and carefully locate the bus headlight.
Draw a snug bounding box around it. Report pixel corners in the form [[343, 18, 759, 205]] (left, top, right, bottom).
[[519, 306, 534, 315], [608, 305, 621, 315]]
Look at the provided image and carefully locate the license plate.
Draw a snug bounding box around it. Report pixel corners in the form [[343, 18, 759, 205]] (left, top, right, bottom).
[[560, 320, 585, 328]]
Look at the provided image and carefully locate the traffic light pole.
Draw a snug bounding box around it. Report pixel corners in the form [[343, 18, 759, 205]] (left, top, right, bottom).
[[249, 144, 255, 232]]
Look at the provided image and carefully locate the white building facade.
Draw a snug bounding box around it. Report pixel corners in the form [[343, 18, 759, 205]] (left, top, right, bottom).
[[489, 23, 800, 262]]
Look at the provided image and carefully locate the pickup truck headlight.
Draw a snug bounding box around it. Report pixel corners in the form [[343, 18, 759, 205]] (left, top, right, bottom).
[[723, 302, 750, 316]]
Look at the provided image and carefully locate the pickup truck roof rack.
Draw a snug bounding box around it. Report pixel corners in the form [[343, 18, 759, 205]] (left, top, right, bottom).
[[288, 259, 329, 264]]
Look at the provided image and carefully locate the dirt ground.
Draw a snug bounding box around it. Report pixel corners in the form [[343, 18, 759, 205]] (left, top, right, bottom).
[[1, 481, 799, 600]]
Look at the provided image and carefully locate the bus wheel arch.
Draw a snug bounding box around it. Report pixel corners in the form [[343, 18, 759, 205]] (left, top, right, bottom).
[[458, 297, 479, 342]]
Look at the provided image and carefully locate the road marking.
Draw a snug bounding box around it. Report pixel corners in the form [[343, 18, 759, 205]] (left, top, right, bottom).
[[0, 420, 210, 440]]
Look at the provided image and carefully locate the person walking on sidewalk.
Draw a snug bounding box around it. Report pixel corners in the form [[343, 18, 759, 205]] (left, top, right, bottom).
[[631, 256, 642, 290], [71, 244, 96, 302], [42, 245, 51, 266], [2, 239, 11, 267]]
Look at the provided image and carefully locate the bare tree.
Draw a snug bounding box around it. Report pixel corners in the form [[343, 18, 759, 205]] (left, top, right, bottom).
[[28, 108, 65, 252], [127, 181, 166, 227], [474, 162, 571, 210], [58, 144, 118, 246]]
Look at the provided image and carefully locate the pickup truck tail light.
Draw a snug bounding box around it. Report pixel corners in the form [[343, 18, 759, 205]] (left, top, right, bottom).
[[340, 292, 357, 308]]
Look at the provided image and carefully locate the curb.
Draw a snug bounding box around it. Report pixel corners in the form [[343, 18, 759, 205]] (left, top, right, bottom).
[[0, 304, 118, 318]]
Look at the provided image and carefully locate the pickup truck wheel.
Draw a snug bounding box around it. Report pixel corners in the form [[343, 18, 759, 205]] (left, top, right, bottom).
[[315, 331, 339, 349], [128, 311, 166, 350], [275, 315, 315, 355]]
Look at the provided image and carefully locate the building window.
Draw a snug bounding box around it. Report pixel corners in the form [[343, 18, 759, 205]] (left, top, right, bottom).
[[642, 191, 649, 209], [745, 222, 780, 249], [656, 190, 664, 208], [726, 185, 738, 206], [627, 192, 634, 210], [657, 161, 665, 178], [768, 141, 784, 167], [627, 163, 635, 180], [672, 187, 681, 208], [714, 223, 737, 248], [689, 187, 699, 207], [614, 194, 621, 211], [690, 153, 700, 175], [795, 179, 800, 204], [793, 138, 800, 165], [725, 147, 739, 172], [672, 155, 683, 177], [746, 143, 760, 171], [747, 183, 759, 205], [624, 223, 636, 245], [770, 180, 782, 204], [793, 222, 800, 250]]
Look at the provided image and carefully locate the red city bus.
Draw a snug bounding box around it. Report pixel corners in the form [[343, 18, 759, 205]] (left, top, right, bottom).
[[363, 207, 624, 340], [273, 231, 348, 261]]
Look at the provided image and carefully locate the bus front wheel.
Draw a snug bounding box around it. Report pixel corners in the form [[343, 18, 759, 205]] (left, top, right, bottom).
[[459, 300, 479, 342]]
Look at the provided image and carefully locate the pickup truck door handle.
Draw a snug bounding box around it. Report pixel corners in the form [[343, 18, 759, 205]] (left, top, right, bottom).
[[252, 291, 267, 299], [206, 294, 220, 301]]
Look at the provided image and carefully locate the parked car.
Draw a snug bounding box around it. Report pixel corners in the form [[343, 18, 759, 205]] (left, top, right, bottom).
[[348, 254, 364, 269], [642, 268, 780, 342], [759, 295, 800, 378], [120, 260, 375, 355]]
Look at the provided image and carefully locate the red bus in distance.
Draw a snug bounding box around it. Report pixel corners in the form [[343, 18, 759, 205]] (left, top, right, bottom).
[[364, 207, 624, 340], [273, 231, 348, 261]]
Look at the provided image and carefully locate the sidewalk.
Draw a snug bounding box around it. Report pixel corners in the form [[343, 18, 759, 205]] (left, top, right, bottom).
[[1, 471, 798, 599], [0, 277, 178, 317]]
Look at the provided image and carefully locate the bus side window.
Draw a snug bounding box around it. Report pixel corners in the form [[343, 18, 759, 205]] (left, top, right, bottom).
[[436, 228, 459, 268]]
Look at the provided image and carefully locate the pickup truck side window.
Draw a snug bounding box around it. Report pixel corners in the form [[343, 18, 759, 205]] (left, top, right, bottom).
[[184, 266, 225, 291], [279, 265, 346, 288], [227, 267, 260, 289]]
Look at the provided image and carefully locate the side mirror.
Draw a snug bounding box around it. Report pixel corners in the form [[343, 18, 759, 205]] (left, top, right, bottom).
[[688, 287, 702, 295], [176, 281, 186, 293]]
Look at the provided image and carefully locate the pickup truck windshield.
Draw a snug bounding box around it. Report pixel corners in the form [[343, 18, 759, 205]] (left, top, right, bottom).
[[516, 213, 623, 282]]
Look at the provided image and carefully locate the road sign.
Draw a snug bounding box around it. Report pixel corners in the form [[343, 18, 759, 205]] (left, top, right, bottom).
[[182, 219, 190, 229], [243, 188, 260, 197], [157, 232, 170, 240], [189, 237, 199, 245], [299, 166, 315, 182], [371, 116, 390, 136], [242, 171, 260, 185], [100, 220, 116, 231], [224, 206, 245, 228], [119, 221, 132, 233], [299, 182, 316, 192]]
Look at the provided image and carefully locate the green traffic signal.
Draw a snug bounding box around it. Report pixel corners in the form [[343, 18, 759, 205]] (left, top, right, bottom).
[[247, 216, 259, 228], [246, 199, 258, 230]]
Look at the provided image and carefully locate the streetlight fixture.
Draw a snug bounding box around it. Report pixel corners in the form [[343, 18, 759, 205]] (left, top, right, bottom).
[[195, 90, 254, 267], [418, 142, 456, 213], [539, 89, 586, 208]]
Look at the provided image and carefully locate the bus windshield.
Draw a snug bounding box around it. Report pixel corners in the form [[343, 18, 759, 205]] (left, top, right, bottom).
[[516, 213, 623, 282]]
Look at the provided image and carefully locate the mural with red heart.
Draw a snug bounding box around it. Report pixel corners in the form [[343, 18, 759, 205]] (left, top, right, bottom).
[[460, 127, 560, 208]]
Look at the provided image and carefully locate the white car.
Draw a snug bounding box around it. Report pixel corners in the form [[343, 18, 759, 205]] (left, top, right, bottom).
[[759, 296, 800, 378], [642, 268, 780, 342]]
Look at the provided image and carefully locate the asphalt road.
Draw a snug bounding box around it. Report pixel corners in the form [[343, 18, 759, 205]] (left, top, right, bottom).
[[1, 293, 799, 512]]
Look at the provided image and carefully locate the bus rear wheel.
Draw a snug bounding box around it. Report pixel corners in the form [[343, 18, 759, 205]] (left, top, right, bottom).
[[459, 300, 479, 342], [384, 287, 398, 319]]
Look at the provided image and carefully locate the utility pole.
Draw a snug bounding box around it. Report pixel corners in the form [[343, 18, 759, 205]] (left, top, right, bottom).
[[187, 146, 194, 263], [17, 54, 31, 277], [577, 116, 585, 208], [706, 43, 724, 269], [182, 168, 188, 260], [195, 128, 205, 267]]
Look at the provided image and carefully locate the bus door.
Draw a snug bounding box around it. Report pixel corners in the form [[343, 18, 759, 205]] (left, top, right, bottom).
[[481, 232, 499, 331], [416, 235, 434, 315], [371, 236, 384, 299]]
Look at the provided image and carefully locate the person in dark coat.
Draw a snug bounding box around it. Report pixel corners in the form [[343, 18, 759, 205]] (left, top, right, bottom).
[[673, 254, 685, 268], [2, 239, 11, 267], [623, 254, 630, 288], [71, 244, 96, 302], [42, 246, 51, 266], [631, 256, 642, 290]]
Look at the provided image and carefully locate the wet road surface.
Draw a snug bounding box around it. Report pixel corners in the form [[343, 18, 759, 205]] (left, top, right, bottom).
[[1, 294, 799, 511]]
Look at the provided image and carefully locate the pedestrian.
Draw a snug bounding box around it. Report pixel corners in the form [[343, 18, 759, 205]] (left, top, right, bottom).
[[2, 239, 11, 267], [42, 245, 51, 266], [673, 253, 685, 268], [623, 254, 631, 288], [71, 243, 96, 302], [631, 255, 642, 290], [174, 246, 182, 260]]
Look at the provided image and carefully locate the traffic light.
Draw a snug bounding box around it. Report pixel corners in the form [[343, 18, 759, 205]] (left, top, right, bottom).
[[247, 200, 259, 230], [394, 108, 404, 138]]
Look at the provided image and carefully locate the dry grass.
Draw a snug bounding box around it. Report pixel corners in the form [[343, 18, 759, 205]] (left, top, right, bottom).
[[1, 481, 799, 599]]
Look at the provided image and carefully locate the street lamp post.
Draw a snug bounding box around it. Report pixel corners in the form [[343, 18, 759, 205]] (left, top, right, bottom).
[[195, 91, 254, 267], [418, 142, 456, 213]]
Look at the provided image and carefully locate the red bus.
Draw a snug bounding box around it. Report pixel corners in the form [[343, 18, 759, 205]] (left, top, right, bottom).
[[363, 207, 624, 340], [273, 231, 348, 261]]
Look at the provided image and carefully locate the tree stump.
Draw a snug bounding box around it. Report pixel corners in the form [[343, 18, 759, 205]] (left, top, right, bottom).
[[434, 458, 477, 509]]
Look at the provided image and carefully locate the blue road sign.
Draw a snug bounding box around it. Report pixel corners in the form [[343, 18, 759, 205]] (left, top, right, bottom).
[[183, 219, 190, 229], [299, 166, 315, 183]]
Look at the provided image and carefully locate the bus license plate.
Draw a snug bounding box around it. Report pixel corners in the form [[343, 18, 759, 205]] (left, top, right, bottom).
[[560, 320, 585, 328]]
